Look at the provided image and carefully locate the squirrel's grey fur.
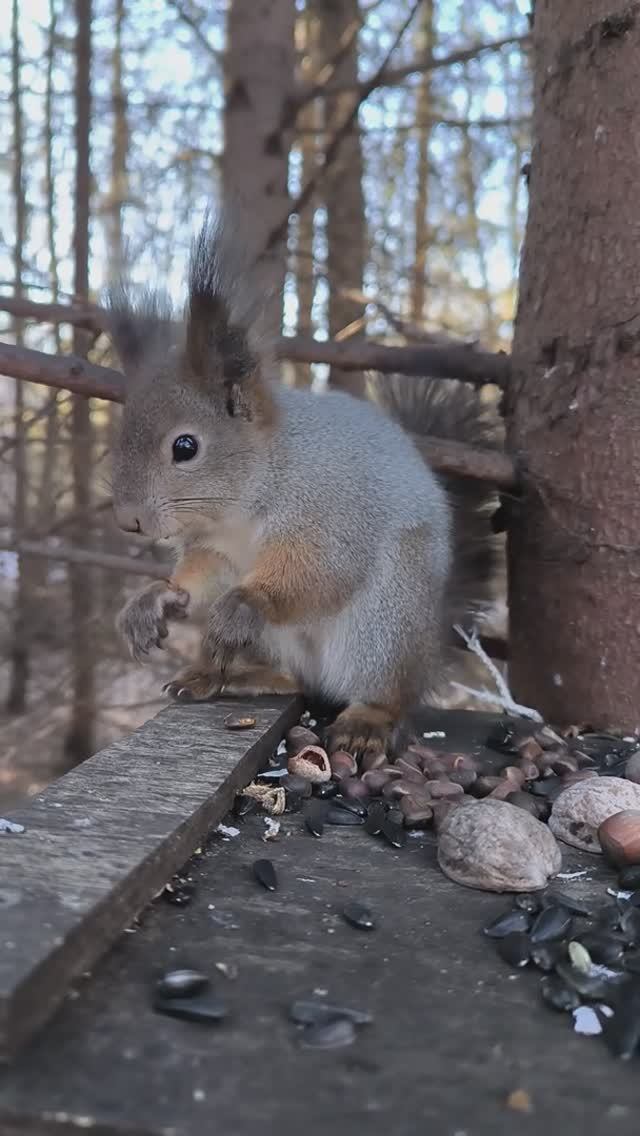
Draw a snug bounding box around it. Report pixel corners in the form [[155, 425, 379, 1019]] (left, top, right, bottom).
[[109, 209, 500, 750]]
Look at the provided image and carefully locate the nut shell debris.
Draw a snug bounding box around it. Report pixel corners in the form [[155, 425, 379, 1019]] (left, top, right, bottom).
[[287, 745, 331, 784], [437, 800, 562, 893], [549, 777, 640, 853]]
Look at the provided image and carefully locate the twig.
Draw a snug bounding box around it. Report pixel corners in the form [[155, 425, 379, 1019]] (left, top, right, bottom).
[[453, 624, 542, 721], [0, 539, 165, 577]]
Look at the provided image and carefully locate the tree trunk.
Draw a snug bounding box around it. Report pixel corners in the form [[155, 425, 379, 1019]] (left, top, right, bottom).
[[411, 0, 434, 327], [318, 0, 366, 397], [223, 0, 296, 330], [6, 0, 29, 715], [291, 1, 320, 389], [508, 2, 640, 730], [65, 0, 95, 763]]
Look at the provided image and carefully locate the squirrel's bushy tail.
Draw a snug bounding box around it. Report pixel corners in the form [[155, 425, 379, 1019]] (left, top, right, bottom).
[[369, 373, 502, 633]]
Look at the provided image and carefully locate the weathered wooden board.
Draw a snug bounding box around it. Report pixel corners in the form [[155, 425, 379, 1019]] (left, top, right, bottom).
[[1, 710, 638, 1136], [0, 695, 302, 1059]]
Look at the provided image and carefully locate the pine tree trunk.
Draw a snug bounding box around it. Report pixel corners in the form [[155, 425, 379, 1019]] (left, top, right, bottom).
[[6, 0, 29, 715], [292, 1, 320, 389], [508, 2, 640, 730], [65, 0, 95, 762], [318, 0, 366, 397], [411, 0, 434, 327], [223, 0, 296, 329]]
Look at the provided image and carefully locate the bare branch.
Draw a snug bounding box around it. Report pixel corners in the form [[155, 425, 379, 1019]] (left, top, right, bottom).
[[263, 1, 424, 256], [280, 333, 509, 387], [0, 342, 125, 401], [165, 0, 222, 62], [0, 539, 165, 577]]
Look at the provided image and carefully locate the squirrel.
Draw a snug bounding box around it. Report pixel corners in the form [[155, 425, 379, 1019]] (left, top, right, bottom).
[[108, 211, 499, 759]]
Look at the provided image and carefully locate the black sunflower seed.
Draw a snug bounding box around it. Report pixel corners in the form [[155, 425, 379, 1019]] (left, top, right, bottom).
[[619, 864, 640, 891], [314, 780, 339, 800], [530, 905, 572, 944], [289, 999, 372, 1026], [156, 969, 209, 999], [514, 893, 543, 914], [381, 815, 406, 848], [153, 994, 228, 1023], [576, 931, 626, 967], [364, 802, 387, 836], [623, 950, 640, 976], [495, 932, 531, 968], [252, 858, 278, 891], [543, 891, 593, 918], [233, 794, 258, 818], [540, 975, 580, 1013], [299, 1017, 357, 1049], [602, 990, 640, 1059], [556, 961, 628, 1001], [619, 906, 640, 946], [342, 901, 376, 930], [332, 796, 369, 819], [531, 943, 566, 973], [304, 800, 327, 837], [483, 909, 532, 939], [326, 806, 364, 826]]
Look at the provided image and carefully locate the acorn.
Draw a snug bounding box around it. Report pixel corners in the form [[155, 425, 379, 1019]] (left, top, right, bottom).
[[598, 810, 640, 867], [287, 745, 331, 784], [329, 750, 358, 780]]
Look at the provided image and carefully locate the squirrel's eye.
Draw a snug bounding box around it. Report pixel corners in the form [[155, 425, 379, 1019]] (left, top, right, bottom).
[[172, 434, 198, 463]]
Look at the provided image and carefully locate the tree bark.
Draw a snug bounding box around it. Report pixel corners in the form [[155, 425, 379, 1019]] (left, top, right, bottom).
[[411, 0, 435, 326], [318, 0, 366, 396], [223, 0, 296, 330], [6, 0, 29, 716], [508, 2, 640, 730], [65, 0, 95, 763]]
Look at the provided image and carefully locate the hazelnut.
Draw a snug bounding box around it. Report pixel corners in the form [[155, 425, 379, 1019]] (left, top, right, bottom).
[[287, 745, 331, 784], [286, 725, 320, 757], [329, 750, 358, 780], [598, 810, 640, 867]]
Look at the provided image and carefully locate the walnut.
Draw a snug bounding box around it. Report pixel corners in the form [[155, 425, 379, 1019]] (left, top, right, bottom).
[[437, 799, 561, 892]]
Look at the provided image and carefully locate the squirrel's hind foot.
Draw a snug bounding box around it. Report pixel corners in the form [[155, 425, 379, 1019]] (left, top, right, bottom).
[[325, 702, 398, 761]]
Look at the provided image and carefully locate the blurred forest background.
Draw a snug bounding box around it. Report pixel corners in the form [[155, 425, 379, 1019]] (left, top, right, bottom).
[[0, 0, 530, 805]]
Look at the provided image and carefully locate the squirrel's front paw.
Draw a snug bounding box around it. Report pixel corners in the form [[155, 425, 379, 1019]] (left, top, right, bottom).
[[203, 587, 265, 672], [116, 582, 189, 663]]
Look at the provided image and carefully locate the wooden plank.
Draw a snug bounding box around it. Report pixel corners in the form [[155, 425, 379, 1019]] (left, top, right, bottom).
[[0, 695, 302, 1059], [0, 710, 637, 1136]]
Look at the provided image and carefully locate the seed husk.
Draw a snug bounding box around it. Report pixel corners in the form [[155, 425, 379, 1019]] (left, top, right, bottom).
[[495, 932, 531, 968], [484, 908, 532, 939], [342, 901, 376, 930], [224, 715, 256, 731], [156, 969, 209, 999], [540, 975, 580, 1013], [153, 993, 228, 1024], [162, 880, 196, 907], [289, 999, 372, 1026], [252, 858, 278, 891], [530, 905, 573, 944], [567, 941, 592, 973], [299, 1017, 357, 1049]]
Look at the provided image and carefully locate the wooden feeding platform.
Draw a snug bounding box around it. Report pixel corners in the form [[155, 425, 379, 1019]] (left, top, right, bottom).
[[0, 701, 639, 1136]]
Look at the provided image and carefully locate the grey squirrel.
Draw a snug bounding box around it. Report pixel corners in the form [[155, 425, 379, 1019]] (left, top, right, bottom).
[[109, 211, 499, 758]]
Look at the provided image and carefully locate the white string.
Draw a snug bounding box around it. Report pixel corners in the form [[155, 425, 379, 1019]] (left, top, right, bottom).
[[452, 624, 543, 723]]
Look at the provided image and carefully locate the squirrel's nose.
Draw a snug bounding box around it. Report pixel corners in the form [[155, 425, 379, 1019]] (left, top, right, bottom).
[[114, 504, 142, 534]]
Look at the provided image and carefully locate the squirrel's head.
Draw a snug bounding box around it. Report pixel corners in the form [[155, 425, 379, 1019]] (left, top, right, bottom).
[[108, 213, 276, 543]]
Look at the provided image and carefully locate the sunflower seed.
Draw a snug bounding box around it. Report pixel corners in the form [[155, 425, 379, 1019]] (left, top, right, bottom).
[[156, 970, 209, 999], [299, 1018, 356, 1049], [289, 999, 372, 1026], [153, 994, 228, 1024], [342, 902, 376, 930], [530, 905, 573, 944], [483, 909, 532, 939], [252, 858, 278, 891], [495, 933, 531, 968]]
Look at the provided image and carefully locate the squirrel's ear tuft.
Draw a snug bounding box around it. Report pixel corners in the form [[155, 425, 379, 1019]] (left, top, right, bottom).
[[106, 284, 175, 372], [185, 210, 266, 417]]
